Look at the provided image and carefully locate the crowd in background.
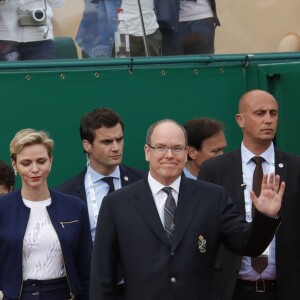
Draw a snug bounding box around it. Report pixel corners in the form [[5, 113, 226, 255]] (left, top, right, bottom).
[[0, 0, 219, 60]]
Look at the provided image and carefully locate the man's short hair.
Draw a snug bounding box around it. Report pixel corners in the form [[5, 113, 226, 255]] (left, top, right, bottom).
[[183, 118, 224, 151], [80, 108, 124, 145], [146, 119, 188, 146]]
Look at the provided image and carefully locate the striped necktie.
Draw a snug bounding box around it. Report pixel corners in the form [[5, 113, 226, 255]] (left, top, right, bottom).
[[162, 187, 176, 241]]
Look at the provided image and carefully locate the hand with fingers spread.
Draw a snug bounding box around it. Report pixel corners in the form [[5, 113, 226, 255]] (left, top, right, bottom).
[[250, 173, 285, 218]]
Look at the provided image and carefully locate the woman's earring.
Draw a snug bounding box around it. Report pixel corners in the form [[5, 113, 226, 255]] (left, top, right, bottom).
[[14, 169, 18, 176]]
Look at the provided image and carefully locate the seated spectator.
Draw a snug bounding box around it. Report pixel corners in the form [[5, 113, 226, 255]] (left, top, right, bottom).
[[178, 0, 220, 55], [76, 0, 161, 58], [0, 160, 14, 195], [155, 0, 220, 55], [0, 0, 65, 61]]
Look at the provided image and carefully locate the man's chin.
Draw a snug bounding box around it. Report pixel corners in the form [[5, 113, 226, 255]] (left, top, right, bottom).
[[109, 159, 122, 166]]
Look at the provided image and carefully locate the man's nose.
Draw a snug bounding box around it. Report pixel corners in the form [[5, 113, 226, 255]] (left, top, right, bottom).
[[111, 140, 119, 150], [165, 148, 174, 157]]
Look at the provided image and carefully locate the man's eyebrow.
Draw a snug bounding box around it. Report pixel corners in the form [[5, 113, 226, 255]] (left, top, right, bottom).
[[100, 136, 123, 142]]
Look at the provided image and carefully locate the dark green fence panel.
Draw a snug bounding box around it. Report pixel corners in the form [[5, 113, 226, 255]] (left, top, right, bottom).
[[1, 53, 300, 188]]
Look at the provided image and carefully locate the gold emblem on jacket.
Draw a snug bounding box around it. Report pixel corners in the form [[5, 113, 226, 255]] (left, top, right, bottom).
[[198, 235, 206, 253]]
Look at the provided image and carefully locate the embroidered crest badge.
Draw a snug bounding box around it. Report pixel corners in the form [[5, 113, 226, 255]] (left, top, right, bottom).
[[198, 235, 206, 253]]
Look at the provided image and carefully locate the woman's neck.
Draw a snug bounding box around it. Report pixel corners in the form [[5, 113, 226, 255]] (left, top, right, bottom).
[[21, 186, 50, 201]]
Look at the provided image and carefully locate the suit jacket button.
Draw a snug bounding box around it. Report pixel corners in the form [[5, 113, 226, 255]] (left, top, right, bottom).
[[171, 277, 176, 283], [171, 252, 175, 256]]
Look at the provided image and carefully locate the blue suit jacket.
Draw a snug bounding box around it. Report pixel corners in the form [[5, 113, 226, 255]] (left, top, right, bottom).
[[0, 189, 92, 300]]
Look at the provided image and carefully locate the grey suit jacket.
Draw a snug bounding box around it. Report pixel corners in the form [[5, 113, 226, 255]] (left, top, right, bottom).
[[199, 148, 300, 300], [90, 177, 280, 300]]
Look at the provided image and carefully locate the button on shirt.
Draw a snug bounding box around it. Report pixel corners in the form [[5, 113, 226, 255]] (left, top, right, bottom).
[[239, 142, 276, 280], [85, 165, 121, 242], [147, 173, 180, 226]]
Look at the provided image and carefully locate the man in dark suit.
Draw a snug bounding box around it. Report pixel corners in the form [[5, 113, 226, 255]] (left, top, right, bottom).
[[183, 118, 227, 179], [56, 108, 145, 242], [90, 118, 285, 300], [199, 89, 300, 299]]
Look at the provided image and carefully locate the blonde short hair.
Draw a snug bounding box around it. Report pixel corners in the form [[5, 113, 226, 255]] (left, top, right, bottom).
[[10, 129, 54, 162]]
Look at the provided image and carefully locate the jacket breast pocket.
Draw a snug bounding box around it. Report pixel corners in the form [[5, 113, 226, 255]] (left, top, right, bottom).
[[60, 220, 79, 228]]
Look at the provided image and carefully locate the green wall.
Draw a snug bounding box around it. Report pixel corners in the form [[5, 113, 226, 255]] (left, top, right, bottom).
[[1, 53, 300, 188]]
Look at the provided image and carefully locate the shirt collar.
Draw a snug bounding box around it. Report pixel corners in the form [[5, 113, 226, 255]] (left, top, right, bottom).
[[241, 142, 274, 165], [87, 163, 120, 183], [183, 167, 197, 180], [148, 172, 181, 196]]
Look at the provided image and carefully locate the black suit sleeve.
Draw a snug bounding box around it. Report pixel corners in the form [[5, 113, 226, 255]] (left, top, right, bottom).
[[217, 187, 280, 257], [90, 196, 120, 300]]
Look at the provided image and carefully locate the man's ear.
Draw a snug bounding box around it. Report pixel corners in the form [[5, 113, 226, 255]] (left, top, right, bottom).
[[83, 139, 92, 153], [187, 146, 197, 160], [235, 113, 244, 128], [144, 144, 150, 162]]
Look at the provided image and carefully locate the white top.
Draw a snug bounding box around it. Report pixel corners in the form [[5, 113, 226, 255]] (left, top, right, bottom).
[[120, 0, 158, 36], [179, 0, 213, 22], [238, 142, 276, 280], [0, 0, 64, 42], [22, 198, 66, 280], [147, 172, 180, 226]]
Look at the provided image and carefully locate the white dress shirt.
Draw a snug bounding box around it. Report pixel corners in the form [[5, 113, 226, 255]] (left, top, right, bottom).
[[147, 172, 180, 226], [239, 142, 276, 280], [84, 164, 121, 242]]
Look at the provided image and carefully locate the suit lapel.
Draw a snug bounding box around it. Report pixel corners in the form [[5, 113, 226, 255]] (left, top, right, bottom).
[[274, 148, 287, 184], [229, 149, 246, 215], [230, 147, 287, 216], [77, 170, 87, 202], [119, 165, 141, 187], [172, 179, 200, 250], [130, 178, 170, 246], [120, 165, 131, 187]]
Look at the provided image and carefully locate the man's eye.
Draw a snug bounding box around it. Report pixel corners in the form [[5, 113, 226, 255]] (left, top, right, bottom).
[[156, 146, 165, 151]]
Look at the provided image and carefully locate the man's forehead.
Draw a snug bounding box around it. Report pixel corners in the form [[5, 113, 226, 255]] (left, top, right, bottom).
[[152, 123, 185, 140], [243, 96, 278, 112], [95, 125, 123, 138]]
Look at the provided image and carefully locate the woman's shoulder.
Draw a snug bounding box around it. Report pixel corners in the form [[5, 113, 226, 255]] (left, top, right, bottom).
[[50, 189, 85, 207]]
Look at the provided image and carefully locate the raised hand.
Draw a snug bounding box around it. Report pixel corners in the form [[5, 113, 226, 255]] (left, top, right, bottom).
[[250, 173, 285, 218]]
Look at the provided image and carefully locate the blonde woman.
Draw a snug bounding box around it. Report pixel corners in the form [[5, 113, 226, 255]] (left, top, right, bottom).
[[0, 129, 91, 300]]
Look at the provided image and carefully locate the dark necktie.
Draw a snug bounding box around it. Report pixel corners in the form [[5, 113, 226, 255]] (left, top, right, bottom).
[[251, 156, 265, 197], [251, 156, 268, 273], [162, 187, 176, 241], [101, 177, 115, 194]]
